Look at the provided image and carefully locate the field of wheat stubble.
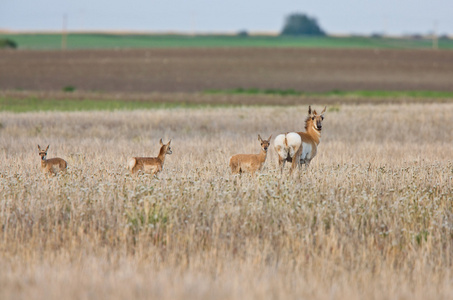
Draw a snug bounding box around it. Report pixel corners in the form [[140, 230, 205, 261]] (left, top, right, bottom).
[[0, 103, 452, 299]]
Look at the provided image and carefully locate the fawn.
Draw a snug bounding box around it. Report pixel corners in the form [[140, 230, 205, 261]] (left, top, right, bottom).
[[229, 134, 272, 174], [37, 145, 67, 175], [128, 139, 172, 175]]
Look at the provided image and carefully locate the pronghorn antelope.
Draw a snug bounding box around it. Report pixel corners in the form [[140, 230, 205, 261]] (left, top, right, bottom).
[[229, 134, 272, 174], [37, 145, 67, 175], [274, 106, 326, 174], [128, 139, 172, 175]]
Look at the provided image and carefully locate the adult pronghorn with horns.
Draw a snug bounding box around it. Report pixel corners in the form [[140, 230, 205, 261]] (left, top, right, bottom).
[[274, 106, 326, 174]]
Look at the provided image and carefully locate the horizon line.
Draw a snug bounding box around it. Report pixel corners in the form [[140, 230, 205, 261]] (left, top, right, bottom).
[[0, 29, 449, 39]]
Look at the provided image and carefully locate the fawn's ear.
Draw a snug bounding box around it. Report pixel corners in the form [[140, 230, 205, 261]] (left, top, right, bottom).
[[167, 139, 172, 145], [267, 135, 272, 141], [321, 106, 327, 117], [159, 139, 163, 146], [38, 145, 41, 150], [46, 145, 50, 151], [258, 134, 263, 142], [308, 105, 312, 116]]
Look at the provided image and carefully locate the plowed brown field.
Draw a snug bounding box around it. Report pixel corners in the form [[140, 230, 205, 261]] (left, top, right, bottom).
[[1, 48, 453, 93]]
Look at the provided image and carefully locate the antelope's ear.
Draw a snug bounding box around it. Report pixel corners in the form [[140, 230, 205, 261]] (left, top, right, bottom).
[[258, 134, 262, 142], [46, 145, 50, 151], [267, 135, 272, 141], [313, 110, 318, 116], [167, 139, 172, 145], [159, 138, 163, 146], [38, 145, 41, 150], [308, 105, 312, 116], [321, 106, 327, 116]]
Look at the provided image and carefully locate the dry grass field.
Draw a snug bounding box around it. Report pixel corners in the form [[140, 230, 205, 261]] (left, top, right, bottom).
[[0, 103, 452, 299]]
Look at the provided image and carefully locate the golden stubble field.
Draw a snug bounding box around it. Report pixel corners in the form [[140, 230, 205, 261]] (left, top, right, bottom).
[[0, 103, 452, 300]]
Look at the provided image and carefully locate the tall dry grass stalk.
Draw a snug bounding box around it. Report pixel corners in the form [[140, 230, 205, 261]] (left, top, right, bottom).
[[0, 103, 452, 299]]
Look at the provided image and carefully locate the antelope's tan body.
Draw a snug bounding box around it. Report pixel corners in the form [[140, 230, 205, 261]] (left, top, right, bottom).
[[38, 145, 67, 175], [128, 139, 172, 176], [229, 135, 271, 174]]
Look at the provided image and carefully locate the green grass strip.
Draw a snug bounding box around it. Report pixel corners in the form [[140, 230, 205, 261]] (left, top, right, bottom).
[[0, 97, 204, 113], [1, 89, 452, 113], [1, 33, 453, 50], [205, 88, 453, 98]]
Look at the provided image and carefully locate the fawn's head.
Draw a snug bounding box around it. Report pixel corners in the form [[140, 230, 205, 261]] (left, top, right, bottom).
[[258, 134, 272, 152], [38, 144, 49, 160], [306, 106, 326, 131], [159, 139, 172, 155]]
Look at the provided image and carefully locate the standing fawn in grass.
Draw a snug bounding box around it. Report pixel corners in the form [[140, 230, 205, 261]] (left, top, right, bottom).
[[229, 134, 272, 174], [274, 106, 326, 174], [128, 139, 172, 176], [37, 145, 67, 175]]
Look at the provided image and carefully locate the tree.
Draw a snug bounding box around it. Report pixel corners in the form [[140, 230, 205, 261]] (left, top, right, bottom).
[[0, 38, 17, 49], [237, 30, 249, 37], [281, 13, 326, 36]]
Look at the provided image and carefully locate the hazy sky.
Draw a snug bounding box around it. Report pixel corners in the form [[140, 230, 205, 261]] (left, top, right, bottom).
[[1, 0, 452, 35]]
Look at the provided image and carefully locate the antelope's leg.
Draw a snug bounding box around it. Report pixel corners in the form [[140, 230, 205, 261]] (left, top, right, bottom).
[[278, 158, 286, 174], [290, 146, 302, 174]]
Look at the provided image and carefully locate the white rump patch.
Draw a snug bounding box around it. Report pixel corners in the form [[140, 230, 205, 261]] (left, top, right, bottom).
[[128, 158, 136, 170], [274, 134, 288, 160], [285, 132, 302, 157], [274, 132, 301, 160]]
